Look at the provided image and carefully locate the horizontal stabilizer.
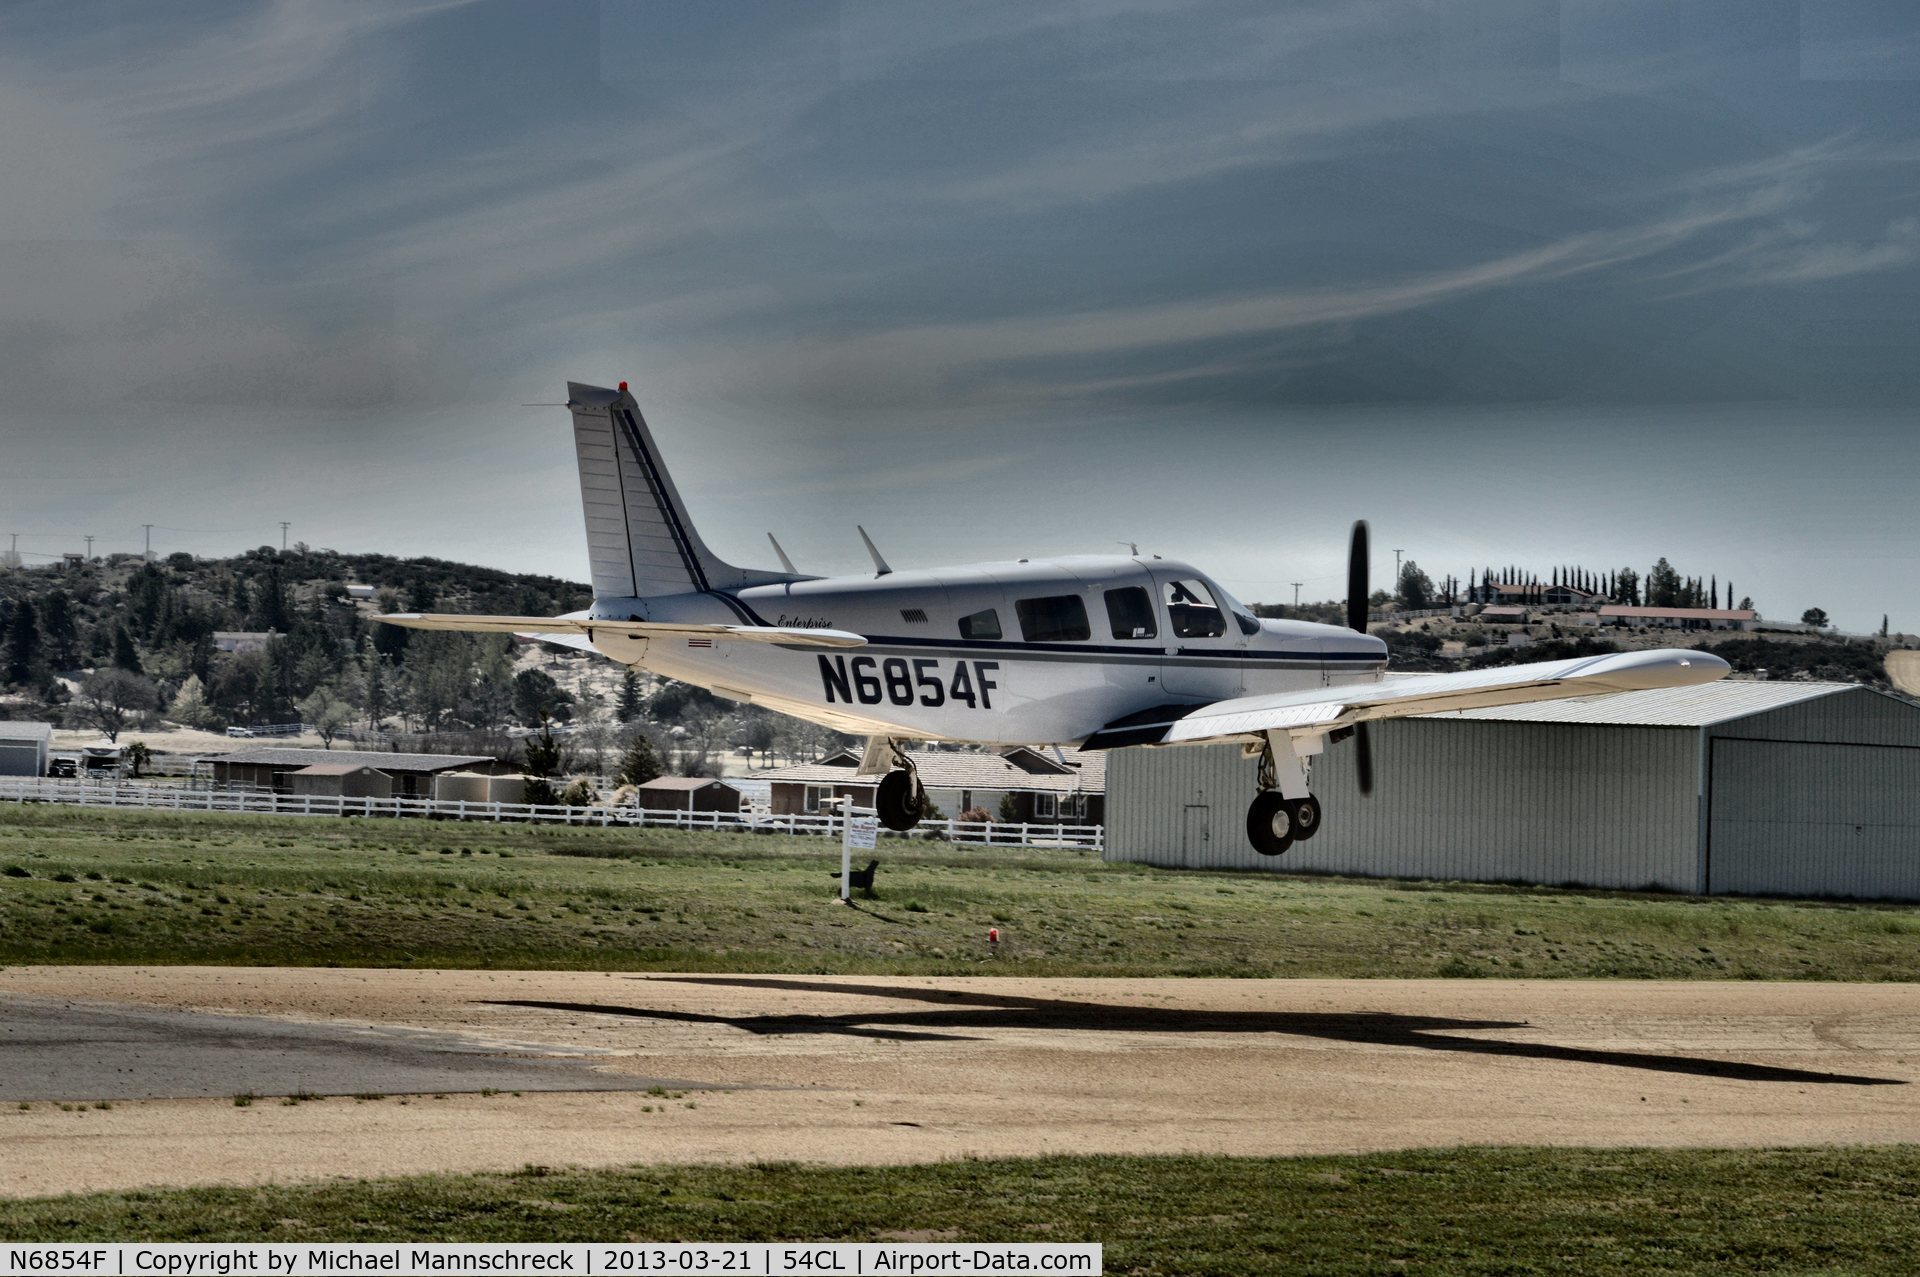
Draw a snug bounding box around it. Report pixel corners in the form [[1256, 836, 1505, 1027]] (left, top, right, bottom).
[[376, 613, 866, 649]]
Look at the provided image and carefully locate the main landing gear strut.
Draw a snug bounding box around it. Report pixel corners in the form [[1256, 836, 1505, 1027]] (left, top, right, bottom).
[[866, 737, 927, 832], [1245, 732, 1322, 857]]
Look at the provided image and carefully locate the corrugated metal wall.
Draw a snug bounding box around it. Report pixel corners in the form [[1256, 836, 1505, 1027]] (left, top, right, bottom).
[[1709, 688, 1920, 747], [1107, 721, 1701, 890], [1708, 736, 1920, 900]]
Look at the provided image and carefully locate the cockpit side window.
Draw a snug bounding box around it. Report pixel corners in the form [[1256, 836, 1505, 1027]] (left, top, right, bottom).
[[1163, 579, 1226, 639], [1015, 595, 1092, 643], [1104, 587, 1157, 639], [958, 608, 1002, 640]]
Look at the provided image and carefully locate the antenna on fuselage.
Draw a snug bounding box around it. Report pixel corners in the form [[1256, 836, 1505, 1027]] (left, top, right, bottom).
[[768, 533, 799, 575], [1118, 541, 1139, 556], [856, 526, 893, 576]]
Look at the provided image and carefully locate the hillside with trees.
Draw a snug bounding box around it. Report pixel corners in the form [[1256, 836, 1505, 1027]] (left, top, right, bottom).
[[0, 547, 851, 771]]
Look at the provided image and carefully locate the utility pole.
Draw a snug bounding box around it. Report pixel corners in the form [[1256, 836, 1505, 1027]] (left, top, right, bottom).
[[280, 521, 291, 552], [83, 535, 94, 561], [1290, 582, 1303, 609], [142, 524, 154, 561], [1393, 548, 1404, 583]]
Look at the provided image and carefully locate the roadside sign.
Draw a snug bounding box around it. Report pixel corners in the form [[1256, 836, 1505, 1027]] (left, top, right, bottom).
[[841, 812, 877, 901]]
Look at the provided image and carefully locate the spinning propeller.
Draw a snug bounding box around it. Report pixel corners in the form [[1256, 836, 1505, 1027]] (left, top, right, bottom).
[[1346, 520, 1375, 797]]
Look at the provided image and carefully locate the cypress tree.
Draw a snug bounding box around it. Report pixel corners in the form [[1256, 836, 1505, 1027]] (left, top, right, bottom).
[[112, 624, 143, 674], [3, 601, 38, 686]]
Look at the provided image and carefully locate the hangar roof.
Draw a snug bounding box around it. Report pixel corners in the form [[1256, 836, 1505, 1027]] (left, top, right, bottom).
[[1431, 679, 1857, 727]]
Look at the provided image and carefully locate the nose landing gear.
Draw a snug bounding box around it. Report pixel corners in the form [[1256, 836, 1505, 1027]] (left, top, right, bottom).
[[1245, 732, 1322, 857]]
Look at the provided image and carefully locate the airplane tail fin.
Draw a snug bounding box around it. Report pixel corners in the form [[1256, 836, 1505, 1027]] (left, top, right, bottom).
[[567, 381, 795, 599]]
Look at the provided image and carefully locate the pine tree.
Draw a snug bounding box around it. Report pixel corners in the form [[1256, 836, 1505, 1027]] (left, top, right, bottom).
[[1646, 559, 1681, 607], [617, 668, 643, 723], [614, 734, 663, 787], [521, 721, 563, 807], [364, 652, 387, 729], [39, 590, 77, 669]]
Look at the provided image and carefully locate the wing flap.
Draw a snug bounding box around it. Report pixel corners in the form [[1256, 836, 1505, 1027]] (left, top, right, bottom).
[[376, 613, 866, 649], [1153, 648, 1730, 746]]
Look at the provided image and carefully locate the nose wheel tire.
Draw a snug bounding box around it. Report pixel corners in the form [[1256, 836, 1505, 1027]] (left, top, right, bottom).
[[875, 769, 925, 832], [1246, 791, 1295, 857]]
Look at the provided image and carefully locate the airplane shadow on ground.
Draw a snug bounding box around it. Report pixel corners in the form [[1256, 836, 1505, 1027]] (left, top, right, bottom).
[[483, 977, 1904, 1087]]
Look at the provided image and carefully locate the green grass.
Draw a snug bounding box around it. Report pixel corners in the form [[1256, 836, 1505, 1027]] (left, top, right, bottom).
[[0, 1147, 1916, 1272], [0, 804, 1916, 978]]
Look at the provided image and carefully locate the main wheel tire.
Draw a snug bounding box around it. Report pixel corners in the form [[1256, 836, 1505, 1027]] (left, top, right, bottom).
[[1246, 791, 1294, 857], [1289, 795, 1323, 842], [875, 769, 924, 832]]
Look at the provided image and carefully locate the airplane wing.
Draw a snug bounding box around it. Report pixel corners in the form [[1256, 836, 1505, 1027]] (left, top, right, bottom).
[[375, 613, 867, 649], [1082, 649, 1730, 748]]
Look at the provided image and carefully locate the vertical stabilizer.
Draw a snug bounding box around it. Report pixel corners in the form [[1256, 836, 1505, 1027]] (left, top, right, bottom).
[[567, 381, 793, 599]]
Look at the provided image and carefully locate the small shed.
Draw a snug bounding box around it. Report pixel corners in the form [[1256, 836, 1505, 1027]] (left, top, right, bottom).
[[635, 776, 744, 813], [0, 722, 54, 777], [288, 764, 393, 799]]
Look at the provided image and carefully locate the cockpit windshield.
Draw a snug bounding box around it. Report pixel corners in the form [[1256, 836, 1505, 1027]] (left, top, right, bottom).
[[1162, 578, 1226, 638], [1211, 582, 1264, 636]]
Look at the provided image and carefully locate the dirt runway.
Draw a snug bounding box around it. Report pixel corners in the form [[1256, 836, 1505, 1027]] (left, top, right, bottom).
[[1, 967, 1916, 1198]]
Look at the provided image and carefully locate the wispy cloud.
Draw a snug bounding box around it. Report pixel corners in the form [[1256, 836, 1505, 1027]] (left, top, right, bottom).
[[685, 154, 1822, 412]]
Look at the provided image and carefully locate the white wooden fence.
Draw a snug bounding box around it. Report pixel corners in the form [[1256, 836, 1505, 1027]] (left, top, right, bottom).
[[0, 777, 1103, 850]]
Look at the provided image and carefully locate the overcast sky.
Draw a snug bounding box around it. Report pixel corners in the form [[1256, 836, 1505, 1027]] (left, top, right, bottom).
[[3, 1, 1917, 631]]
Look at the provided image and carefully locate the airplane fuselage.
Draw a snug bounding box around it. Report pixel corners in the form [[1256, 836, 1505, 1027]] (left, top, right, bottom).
[[578, 554, 1387, 746]]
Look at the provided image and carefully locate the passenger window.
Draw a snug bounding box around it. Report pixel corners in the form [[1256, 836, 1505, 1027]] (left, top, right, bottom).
[[1104, 587, 1157, 639], [958, 608, 1002, 640], [1015, 595, 1092, 642], [1163, 579, 1226, 638]]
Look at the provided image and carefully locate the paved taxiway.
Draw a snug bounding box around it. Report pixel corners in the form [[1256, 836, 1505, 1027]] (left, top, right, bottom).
[[1, 968, 1915, 1197]]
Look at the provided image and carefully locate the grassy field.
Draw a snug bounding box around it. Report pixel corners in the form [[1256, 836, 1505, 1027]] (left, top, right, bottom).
[[0, 1146, 1915, 1272], [1, 804, 1916, 978]]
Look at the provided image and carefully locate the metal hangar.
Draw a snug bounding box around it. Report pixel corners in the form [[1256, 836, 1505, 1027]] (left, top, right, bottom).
[[1104, 681, 1920, 901]]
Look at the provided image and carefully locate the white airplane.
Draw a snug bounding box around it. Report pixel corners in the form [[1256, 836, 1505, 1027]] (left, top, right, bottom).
[[382, 381, 1729, 855]]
